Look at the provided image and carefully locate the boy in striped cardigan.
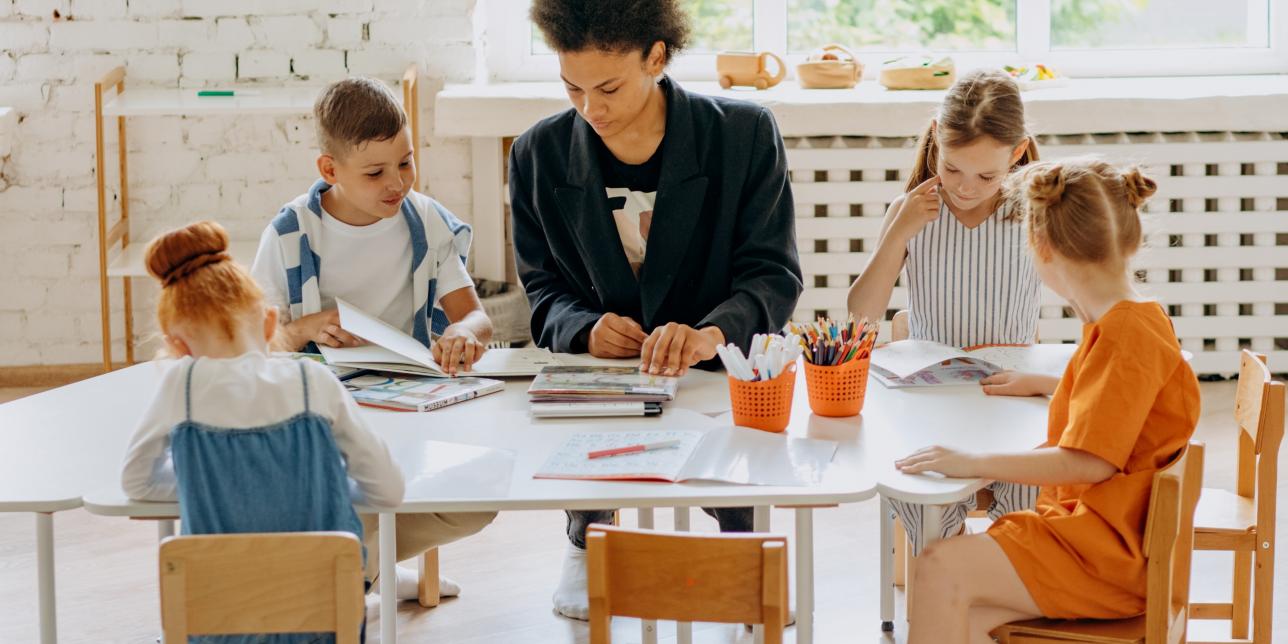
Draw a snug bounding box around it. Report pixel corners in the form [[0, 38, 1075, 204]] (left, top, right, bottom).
[[251, 76, 496, 606]]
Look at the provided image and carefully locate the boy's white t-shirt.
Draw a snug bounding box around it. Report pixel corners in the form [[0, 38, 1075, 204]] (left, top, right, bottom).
[[251, 203, 473, 336]]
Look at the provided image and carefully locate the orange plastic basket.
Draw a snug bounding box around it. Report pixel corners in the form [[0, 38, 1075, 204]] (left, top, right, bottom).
[[803, 356, 870, 417], [728, 364, 797, 433]]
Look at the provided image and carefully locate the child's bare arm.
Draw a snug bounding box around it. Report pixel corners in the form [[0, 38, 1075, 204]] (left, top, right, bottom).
[[273, 310, 364, 352], [896, 445, 1117, 487], [847, 176, 941, 323], [433, 286, 494, 374]]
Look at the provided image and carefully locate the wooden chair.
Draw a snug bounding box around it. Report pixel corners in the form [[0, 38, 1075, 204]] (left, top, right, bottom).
[[585, 523, 788, 644], [991, 440, 1205, 644], [159, 532, 365, 643], [1190, 350, 1284, 644]]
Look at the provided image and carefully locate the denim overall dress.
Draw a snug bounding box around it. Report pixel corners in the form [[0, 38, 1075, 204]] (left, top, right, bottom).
[[172, 361, 366, 644]]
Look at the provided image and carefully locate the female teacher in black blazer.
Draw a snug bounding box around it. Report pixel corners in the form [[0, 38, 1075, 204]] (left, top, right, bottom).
[[511, 0, 803, 620]]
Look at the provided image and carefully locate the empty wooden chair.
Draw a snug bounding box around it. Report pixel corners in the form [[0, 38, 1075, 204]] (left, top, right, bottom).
[[159, 532, 365, 643], [991, 440, 1205, 644], [1190, 350, 1284, 644], [585, 523, 788, 644]]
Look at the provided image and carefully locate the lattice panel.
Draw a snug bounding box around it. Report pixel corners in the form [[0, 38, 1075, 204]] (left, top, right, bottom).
[[787, 132, 1288, 375]]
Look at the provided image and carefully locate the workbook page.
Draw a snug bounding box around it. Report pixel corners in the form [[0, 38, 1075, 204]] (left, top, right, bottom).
[[678, 427, 839, 486], [533, 430, 706, 481]]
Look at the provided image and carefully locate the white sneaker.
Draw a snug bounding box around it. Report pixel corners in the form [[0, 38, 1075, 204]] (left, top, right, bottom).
[[552, 543, 590, 621]]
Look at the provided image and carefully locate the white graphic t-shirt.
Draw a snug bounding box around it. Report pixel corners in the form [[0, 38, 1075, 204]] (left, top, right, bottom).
[[596, 134, 663, 278]]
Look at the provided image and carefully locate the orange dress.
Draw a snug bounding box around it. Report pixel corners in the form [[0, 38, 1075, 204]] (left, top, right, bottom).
[[988, 300, 1200, 619]]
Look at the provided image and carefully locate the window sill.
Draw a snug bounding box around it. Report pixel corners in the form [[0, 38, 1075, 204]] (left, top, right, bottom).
[[435, 75, 1288, 139]]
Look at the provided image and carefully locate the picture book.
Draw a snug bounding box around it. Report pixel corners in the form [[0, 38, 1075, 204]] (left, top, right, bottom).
[[534, 427, 838, 486], [530, 401, 663, 418], [320, 298, 561, 377], [870, 340, 1078, 388], [344, 373, 503, 412], [527, 366, 679, 402], [278, 351, 368, 381]]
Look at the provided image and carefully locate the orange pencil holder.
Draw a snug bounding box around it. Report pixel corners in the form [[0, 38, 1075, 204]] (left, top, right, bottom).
[[803, 355, 871, 417], [728, 363, 797, 433]]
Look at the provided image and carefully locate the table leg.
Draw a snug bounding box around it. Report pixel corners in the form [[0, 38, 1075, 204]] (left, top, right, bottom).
[[673, 508, 692, 644], [36, 512, 57, 644], [636, 508, 656, 644], [795, 508, 814, 644], [157, 519, 175, 541], [380, 512, 397, 644], [753, 506, 769, 644], [879, 497, 894, 632]]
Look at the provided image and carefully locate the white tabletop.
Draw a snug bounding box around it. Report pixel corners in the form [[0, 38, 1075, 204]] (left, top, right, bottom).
[[0, 362, 163, 511]]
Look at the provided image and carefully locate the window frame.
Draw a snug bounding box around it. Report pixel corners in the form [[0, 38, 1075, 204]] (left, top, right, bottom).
[[484, 0, 1288, 82]]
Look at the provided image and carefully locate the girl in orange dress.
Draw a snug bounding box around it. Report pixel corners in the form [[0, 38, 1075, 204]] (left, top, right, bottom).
[[895, 158, 1201, 643]]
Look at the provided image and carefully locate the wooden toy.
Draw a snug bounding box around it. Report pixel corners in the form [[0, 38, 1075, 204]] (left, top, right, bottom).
[[716, 51, 786, 90]]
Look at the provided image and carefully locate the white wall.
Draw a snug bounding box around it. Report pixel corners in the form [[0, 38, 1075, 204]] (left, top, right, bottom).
[[0, 0, 484, 366]]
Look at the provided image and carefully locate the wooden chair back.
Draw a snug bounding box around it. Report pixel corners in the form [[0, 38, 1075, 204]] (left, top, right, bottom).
[[585, 523, 788, 644], [1234, 351, 1285, 504], [891, 309, 910, 341], [159, 532, 364, 643]]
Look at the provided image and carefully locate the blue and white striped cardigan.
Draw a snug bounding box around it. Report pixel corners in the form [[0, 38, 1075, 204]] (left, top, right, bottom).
[[269, 179, 472, 347]]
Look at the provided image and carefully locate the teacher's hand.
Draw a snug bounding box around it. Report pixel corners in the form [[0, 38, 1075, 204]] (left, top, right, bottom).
[[588, 313, 649, 358], [640, 323, 723, 377]]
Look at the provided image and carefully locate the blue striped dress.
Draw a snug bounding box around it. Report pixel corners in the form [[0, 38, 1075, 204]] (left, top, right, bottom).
[[904, 200, 1041, 348], [891, 199, 1043, 555]]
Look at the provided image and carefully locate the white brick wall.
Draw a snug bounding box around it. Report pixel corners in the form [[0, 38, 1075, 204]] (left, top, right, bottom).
[[0, 0, 482, 366]]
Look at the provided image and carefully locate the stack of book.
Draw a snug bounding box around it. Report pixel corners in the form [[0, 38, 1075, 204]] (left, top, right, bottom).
[[526, 366, 679, 418]]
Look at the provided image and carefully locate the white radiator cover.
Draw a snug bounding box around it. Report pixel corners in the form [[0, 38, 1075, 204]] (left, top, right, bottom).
[[787, 132, 1288, 375]]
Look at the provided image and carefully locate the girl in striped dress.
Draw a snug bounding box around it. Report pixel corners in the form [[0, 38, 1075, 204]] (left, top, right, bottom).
[[847, 70, 1053, 554]]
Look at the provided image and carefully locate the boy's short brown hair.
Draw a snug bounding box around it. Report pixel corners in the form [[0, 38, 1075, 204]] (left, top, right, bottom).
[[314, 77, 407, 158]]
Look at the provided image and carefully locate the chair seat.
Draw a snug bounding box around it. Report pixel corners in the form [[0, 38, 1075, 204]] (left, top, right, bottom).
[[992, 615, 1145, 644], [1194, 487, 1256, 535]]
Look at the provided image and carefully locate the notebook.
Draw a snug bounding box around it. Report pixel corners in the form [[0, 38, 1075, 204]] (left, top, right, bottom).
[[344, 373, 503, 412], [530, 401, 663, 418], [870, 340, 1077, 388], [534, 428, 838, 486], [527, 366, 679, 403], [321, 298, 561, 377]]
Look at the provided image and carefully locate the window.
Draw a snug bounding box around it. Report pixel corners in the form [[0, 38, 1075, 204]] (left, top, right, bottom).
[[488, 0, 1286, 81]]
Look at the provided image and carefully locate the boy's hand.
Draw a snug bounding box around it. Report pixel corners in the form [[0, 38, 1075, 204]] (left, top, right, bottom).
[[588, 313, 649, 358], [433, 326, 487, 375], [639, 323, 722, 377], [296, 309, 365, 349], [981, 371, 1058, 397], [895, 445, 979, 478], [888, 175, 942, 244]]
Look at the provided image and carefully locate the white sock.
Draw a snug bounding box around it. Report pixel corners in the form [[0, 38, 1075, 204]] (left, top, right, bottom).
[[552, 543, 590, 621], [376, 565, 461, 601]]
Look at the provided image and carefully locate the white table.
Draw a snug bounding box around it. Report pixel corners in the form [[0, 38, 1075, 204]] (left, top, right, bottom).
[[0, 362, 164, 644], [8, 357, 1046, 644], [80, 364, 877, 644]]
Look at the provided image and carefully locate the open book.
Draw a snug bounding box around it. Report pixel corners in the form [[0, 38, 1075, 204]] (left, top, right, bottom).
[[344, 373, 503, 412], [320, 298, 561, 377], [870, 340, 1078, 388], [534, 428, 838, 486]]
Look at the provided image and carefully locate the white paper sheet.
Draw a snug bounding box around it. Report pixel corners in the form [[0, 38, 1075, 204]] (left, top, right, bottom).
[[679, 427, 838, 487], [870, 340, 970, 378], [398, 440, 516, 500]]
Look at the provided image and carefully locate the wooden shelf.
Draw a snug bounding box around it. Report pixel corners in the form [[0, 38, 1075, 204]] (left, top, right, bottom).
[[106, 240, 259, 278], [102, 87, 320, 117]]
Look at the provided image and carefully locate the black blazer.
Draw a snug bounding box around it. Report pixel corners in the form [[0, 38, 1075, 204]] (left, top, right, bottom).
[[509, 77, 803, 355]]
